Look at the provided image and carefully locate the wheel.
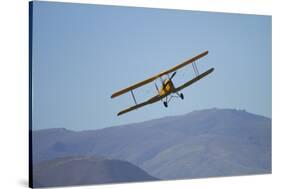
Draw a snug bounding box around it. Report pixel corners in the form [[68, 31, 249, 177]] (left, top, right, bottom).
[[163, 101, 168, 107], [180, 93, 184, 100]]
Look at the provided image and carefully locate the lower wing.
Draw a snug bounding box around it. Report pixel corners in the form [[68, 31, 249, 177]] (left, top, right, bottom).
[[174, 67, 214, 93], [117, 67, 214, 116], [117, 94, 167, 116]]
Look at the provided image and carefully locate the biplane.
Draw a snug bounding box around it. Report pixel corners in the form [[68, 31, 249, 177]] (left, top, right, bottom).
[[111, 51, 214, 116]]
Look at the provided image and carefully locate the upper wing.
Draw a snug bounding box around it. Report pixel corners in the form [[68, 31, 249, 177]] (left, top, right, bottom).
[[117, 94, 167, 116], [111, 76, 159, 98], [174, 67, 214, 93], [157, 50, 208, 78], [111, 50, 209, 98]]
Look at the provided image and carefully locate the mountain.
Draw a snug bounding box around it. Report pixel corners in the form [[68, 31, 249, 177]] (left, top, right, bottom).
[[33, 156, 158, 187], [32, 108, 271, 180]]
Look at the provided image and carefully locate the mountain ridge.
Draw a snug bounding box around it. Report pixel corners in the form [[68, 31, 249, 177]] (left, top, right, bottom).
[[32, 108, 271, 180], [33, 108, 271, 133]]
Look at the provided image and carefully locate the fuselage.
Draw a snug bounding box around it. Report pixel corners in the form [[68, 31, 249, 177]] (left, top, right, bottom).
[[159, 79, 175, 96]]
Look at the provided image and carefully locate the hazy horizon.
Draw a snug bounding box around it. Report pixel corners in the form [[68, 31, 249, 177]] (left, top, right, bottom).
[[32, 107, 271, 131]]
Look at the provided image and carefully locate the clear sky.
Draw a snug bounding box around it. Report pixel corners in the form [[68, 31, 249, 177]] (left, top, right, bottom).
[[32, 1, 271, 131]]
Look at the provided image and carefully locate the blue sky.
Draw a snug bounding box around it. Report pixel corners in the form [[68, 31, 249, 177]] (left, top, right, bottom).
[[32, 1, 271, 131]]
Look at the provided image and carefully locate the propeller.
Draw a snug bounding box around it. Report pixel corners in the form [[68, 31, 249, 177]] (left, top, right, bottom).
[[170, 71, 177, 80]]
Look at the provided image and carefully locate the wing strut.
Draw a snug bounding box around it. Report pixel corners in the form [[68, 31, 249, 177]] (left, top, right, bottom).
[[192, 61, 200, 76], [130, 90, 137, 105]]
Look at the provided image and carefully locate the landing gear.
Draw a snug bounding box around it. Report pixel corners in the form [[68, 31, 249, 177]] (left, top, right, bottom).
[[163, 93, 183, 108], [180, 93, 184, 100]]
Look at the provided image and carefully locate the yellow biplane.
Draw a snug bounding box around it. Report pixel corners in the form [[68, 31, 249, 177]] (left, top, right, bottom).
[[111, 51, 214, 116]]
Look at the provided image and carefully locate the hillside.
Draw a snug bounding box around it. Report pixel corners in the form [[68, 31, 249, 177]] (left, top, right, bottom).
[[32, 108, 271, 179], [33, 156, 158, 187]]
